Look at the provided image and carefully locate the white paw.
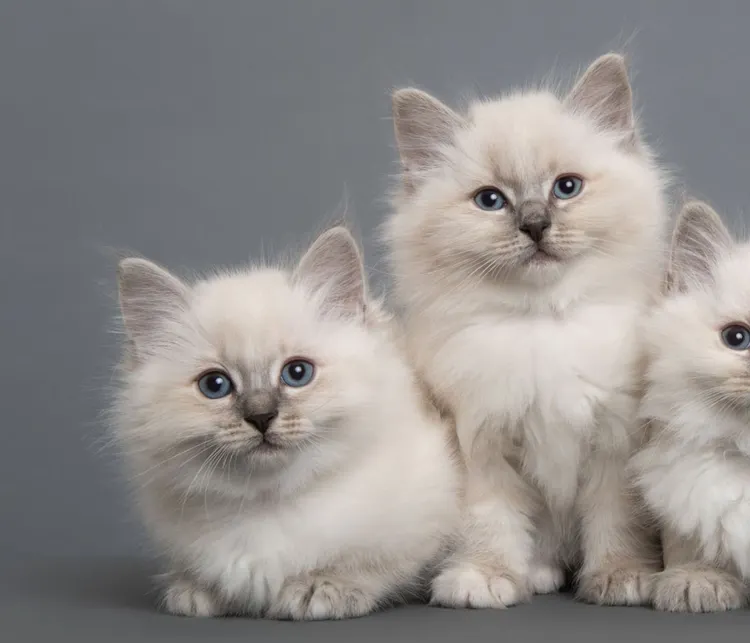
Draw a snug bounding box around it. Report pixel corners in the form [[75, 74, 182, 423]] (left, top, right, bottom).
[[652, 566, 746, 613], [162, 579, 221, 617], [267, 575, 378, 620], [576, 567, 654, 606], [430, 564, 529, 609], [529, 564, 565, 594]]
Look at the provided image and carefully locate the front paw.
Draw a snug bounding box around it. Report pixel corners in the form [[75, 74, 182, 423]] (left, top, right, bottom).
[[529, 563, 565, 595], [576, 567, 654, 606], [162, 578, 221, 617], [430, 563, 530, 609], [267, 574, 378, 620], [652, 566, 746, 613]]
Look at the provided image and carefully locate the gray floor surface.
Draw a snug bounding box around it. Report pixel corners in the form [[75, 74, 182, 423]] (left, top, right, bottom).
[[2, 557, 749, 643]]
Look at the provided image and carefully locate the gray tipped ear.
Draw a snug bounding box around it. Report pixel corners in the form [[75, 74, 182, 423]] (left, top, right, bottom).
[[117, 258, 190, 353], [294, 227, 366, 319], [665, 201, 732, 293], [565, 53, 634, 140], [392, 88, 464, 190]]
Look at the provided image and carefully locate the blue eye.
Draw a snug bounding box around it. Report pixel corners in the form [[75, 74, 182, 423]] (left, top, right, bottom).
[[197, 371, 233, 399], [721, 324, 750, 350], [552, 175, 583, 200], [280, 359, 315, 388], [473, 188, 507, 211]]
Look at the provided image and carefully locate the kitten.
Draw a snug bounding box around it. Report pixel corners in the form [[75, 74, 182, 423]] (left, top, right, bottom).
[[630, 200, 750, 612], [112, 227, 460, 620], [383, 53, 666, 607]]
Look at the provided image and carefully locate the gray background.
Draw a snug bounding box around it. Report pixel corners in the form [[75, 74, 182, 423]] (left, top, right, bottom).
[[2, 0, 750, 640]]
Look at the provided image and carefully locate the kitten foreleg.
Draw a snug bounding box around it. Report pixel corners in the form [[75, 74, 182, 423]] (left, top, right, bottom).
[[430, 427, 538, 609], [575, 449, 659, 605]]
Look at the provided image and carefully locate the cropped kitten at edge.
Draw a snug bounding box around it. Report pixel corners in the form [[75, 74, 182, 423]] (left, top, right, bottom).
[[111, 227, 460, 620], [383, 53, 667, 608], [631, 200, 750, 612]]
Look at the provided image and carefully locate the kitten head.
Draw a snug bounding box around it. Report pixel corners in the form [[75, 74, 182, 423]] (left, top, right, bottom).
[[114, 227, 403, 481], [643, 200, 750, 434], [385, 53, 665, 309]]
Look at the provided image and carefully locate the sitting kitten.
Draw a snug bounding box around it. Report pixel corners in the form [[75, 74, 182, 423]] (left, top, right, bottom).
[[384, 54, 665, 607], [112, 227, 460, 620], [631, 200, 750, 612]]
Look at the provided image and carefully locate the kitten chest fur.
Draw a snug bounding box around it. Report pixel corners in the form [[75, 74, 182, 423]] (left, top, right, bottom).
[[417, 297, 643, 513]]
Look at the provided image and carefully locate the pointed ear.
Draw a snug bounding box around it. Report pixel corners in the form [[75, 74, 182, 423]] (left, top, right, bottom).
[[392, 88, 464, 190], [565, 53, 635, 142], [665, 201, 732, 293], [117, 258, 190, 353], [294, 227, 366, 319]]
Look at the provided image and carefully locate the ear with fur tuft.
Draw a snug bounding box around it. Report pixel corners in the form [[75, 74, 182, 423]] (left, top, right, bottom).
[[565, 53, 635, 141], [295, 227, 367, 319], [665, 200, 732, 292], [392, 88, 464, 190], [118, 258, 190, 353]]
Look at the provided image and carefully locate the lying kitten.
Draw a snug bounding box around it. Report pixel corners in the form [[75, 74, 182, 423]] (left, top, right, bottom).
[[631, 200, 750, 612], [384, 54, 666, 607], [112, 227, 460, 620]]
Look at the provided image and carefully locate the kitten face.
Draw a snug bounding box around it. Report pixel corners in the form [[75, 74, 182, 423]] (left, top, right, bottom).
[[387, 54, 664, 294], [646, 201, 750, 427], [116, 228, 383, 474]]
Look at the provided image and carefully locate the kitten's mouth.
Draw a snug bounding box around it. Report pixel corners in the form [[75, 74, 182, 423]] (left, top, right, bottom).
[[253, 433, 301, 453], [524, 246, 559, 264], [254, 438, 284, 452], [217, 436, 285, 456]]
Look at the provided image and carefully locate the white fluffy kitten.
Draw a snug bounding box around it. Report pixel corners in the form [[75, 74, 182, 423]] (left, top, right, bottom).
[[384, 54, 666, 607], [631, 201, 750, 612], [113, 227, 459, 620]]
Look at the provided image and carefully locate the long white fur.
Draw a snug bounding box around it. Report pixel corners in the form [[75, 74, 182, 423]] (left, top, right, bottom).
[[631, 200, 750, 611], [112, 228, 460, 620], [384, 54, 666, 607]]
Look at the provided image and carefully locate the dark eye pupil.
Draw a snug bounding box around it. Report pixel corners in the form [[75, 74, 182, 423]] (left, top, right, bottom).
[[289, 363, 306, 380], [559, 179, 575, 194], [729, 331, 747, 346], [477, 190, 502, 209], [206, 376, 224, 392]]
